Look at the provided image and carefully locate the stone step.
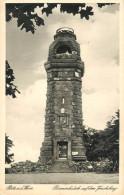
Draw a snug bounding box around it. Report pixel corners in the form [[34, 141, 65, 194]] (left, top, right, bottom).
[[47, 160, 73, 173]]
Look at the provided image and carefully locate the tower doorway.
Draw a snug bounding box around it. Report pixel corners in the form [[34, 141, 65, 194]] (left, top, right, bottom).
[[57, 142, 68, 159]]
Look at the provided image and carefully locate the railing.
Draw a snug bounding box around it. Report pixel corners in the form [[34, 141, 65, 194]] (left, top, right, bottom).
[[56, 27, 74, 34]]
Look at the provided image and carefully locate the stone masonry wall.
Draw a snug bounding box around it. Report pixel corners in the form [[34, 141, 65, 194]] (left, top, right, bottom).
[[39, 67, 85, 163], [39, 80, 55, 162]]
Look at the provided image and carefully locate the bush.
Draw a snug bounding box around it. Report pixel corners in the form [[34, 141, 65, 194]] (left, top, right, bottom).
[[69, 161, 94, 173], [91, 158, 119, 173], [5, 168, 12, 174], [69, 158, 119, 173]]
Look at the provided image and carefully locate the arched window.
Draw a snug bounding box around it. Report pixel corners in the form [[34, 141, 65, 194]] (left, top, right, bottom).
[[56, 44, 72, 54], [61, 108, 65, 113]]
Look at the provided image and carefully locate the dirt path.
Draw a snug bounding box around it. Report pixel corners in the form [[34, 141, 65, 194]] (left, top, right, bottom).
[[5, 172, 119, 184]]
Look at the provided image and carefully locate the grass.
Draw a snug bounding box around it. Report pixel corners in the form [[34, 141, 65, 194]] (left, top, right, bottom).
[[5, 172, 119, 184]]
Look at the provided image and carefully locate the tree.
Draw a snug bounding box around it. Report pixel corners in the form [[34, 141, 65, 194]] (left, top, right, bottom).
[[6, 3, 114, 34], [5, 134, 14, 164], [104, 110, 119, 167], [5, 60, 20, 163], [6, 60, 20, 98], [83, 127, 102, 161], [83, 110, 119, 165]]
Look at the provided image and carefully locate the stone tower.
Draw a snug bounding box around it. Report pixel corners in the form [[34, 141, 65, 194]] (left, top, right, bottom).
[[39, 27, 86, 163]]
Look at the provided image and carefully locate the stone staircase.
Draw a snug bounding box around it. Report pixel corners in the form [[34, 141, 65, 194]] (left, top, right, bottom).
[[47, 160, 73, 173]]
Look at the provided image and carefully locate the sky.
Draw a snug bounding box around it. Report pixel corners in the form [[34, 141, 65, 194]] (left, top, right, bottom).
[[6, 3, 119, 163]]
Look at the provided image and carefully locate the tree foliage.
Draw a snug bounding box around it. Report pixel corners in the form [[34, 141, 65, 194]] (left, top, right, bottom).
[[5, 134, 14, 164], [6, 3, 114, 34], [6, 60, 20, 98], [83, 110, 119, 164]]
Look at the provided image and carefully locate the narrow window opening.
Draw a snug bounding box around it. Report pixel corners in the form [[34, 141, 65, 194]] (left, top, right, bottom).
[[62, 97, 65, 104], [75, 72, 80, 77]]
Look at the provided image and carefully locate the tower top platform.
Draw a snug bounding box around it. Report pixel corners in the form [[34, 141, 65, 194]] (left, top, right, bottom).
[[54, 27, 76, 40]]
